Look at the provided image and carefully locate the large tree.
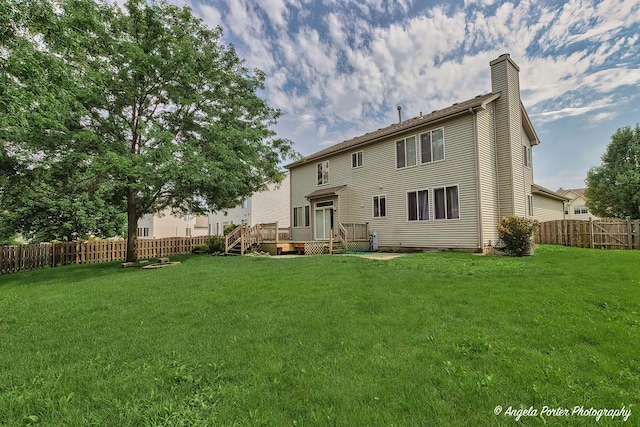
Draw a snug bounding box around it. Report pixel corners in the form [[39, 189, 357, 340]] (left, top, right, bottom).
[[585, 124, 640, 219], [1, 0, 295, 260]]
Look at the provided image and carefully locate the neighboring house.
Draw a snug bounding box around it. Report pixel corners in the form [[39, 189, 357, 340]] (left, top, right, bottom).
[[137, 211, 209, 238], [556, 188, 598, 220], [532, 184, 569, 221], [207, 173, 290, 235], [286, 53, 546, 252]]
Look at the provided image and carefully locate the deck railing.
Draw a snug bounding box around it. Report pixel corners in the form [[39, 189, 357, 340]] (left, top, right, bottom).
[[340, 223, 369, 241]]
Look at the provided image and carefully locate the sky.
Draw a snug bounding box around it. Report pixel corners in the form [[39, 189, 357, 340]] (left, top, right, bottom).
[[172, 0, 639, 192]]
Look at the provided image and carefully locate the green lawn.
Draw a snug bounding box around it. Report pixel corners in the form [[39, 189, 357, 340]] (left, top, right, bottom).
[[1, 246, 638, 426]]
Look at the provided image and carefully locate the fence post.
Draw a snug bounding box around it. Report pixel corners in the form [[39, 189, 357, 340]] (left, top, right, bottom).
[[589, 218, 594, 248]]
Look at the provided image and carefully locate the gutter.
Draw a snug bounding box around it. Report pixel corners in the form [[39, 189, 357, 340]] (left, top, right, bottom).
[[287, 97, 499, 168]]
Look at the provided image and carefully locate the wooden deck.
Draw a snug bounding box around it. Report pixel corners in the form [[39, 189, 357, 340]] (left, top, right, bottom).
[[225, 222, 371, 256], [261, 239, 371, 255]]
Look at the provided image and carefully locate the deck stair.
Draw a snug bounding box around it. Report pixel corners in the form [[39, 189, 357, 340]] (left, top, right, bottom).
[[331, 241, 346, 254]]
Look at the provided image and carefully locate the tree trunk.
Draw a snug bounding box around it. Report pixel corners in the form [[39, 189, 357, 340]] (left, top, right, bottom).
[[126, 188, 138, 262]]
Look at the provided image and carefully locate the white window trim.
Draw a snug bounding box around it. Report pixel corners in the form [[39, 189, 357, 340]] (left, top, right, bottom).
[[372, 194, 387, 218], [406, 188, 430, 222], [433, 185, 461, 221], [527, 194, 534, 217], [395, 136, 418, 170], [293, 205, 310, 228], [524, 145, 532, 168], [317, 161, 329, 186], [419, 127, 446, 164], [351, 151, 363, 169]]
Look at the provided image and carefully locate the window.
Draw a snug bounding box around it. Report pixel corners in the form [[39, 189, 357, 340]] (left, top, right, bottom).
[[434, 186, 459, 219], [241, 199, 248, 209], [186, 227, 192, 237], [351, 151, 363, 168], [293, 205, 310, 227], [407, 190, 429, 221], [373, 195, 386, 218], [420, 128, 445, 163], [396, 136, 417, 169], [528, 195, 534, 217], [524, 145, 532, 168], [317, 161, 329, 185], [574, 205, 588, 215], [137, 227, 149, 237]]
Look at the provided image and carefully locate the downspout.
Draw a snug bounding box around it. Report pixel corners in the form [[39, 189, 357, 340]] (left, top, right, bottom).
[[471, 108, 484, 251]]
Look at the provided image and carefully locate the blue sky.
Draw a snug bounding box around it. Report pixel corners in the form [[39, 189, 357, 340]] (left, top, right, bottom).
[[173, 0, 639, 191]]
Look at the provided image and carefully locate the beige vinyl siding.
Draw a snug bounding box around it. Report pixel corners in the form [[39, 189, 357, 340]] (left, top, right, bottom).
[[567, 195, 595, 220], [521, 128, 534, 217], [533, 194, 565, 221], [290, 114, 480, 249], [476, 104, 501, 246], [491, 56, 524, 218], [492, 60, 515, 217], [289, 166, 314, 240], [137, 209, 208, 238], [251, 174, 291, 227]]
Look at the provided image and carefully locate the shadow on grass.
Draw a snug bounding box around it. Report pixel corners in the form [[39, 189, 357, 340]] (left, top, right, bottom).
[[1, 254, 196, 288]]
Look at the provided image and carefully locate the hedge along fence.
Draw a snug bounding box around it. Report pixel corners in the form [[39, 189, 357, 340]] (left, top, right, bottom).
[[0, 236, 210, 275]]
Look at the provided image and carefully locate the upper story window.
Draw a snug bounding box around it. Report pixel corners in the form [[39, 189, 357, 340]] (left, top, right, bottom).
[[317, 161, 329, 185], [434, 186, 459, 220], [351, 151, 363, 168], [396, 136, 417, 169], [524, 145, 532, 168], [574, 205, 588, 215], [420, 128, 445, 163]]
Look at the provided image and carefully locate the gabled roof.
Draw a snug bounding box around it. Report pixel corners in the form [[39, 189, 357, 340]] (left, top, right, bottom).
[[305, 184, 347, 200], [532, 184, 569, 201], [556, 188, 585, 198], [287, 92, 500, 168]]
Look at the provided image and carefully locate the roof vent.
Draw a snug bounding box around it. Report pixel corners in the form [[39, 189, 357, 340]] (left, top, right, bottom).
[[397, 105, 402, 123]]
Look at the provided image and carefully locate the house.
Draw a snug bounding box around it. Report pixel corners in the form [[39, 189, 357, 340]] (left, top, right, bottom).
[[137, 175, 290, 240], [207, 173, 290, 235], [532, 184, 569, 221], [286, 54, 547, 252], [137, 210, 210, 238], [556, 188, 598, 220]]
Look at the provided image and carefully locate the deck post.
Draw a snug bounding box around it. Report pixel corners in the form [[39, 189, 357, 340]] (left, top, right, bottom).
[[241, 228, 245, 256], [275, 221, 279, 247], [329, 229, 333, 254]]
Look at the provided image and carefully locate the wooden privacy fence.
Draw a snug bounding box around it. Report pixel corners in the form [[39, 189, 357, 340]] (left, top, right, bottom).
[[536, 218, 640, 249], [1, 236, 210, 275]]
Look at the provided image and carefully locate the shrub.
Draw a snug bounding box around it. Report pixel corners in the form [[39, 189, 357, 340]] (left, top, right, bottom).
[[496, 216, 539, 257], [192, 235, 226, 254], [223, 223, 239, 236]]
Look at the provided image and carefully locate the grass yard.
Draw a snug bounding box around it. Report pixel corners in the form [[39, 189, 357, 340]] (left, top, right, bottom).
[[0, 245, 639, 426]]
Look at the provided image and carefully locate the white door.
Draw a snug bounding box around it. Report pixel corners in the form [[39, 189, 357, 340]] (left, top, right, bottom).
[[314, 202, 334, 240]]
